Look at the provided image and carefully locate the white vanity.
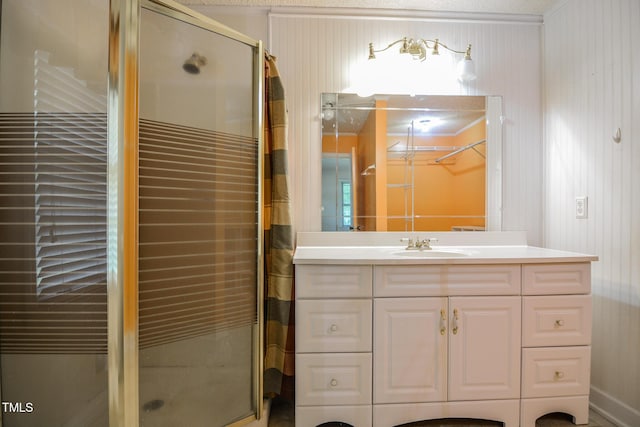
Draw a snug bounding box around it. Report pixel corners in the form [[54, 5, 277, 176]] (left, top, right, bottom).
[[293, 232, 597, 427]]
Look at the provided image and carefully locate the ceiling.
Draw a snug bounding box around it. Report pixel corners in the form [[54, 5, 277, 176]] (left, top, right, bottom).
[[177, 0, 557, 16]]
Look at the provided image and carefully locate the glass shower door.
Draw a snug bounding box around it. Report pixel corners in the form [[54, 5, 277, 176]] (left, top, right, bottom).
[[0, 1, 109, 425], [138, 6, 260, 427]]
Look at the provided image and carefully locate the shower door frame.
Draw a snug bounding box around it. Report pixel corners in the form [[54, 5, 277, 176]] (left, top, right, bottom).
[[108, 1, 264, 426]]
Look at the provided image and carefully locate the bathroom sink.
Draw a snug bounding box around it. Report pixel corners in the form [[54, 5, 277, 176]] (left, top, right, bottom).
[[392, 249, 469, 258]]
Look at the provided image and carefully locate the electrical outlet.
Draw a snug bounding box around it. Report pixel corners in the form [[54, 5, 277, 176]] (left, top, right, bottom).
[[575, 196, 588, 219]]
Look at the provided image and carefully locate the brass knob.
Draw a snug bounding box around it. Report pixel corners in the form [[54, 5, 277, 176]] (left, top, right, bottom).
[[330, 378, 338, 387], [330, 324, 338, 332], [554, 319, 564, 328], [554, 371, 565, 380]]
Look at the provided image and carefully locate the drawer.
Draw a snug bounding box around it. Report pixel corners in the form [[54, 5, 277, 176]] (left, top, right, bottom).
[[295, 405, 372, 427], [296, 353, 372, 406], [374, 264, 521, 297], [522, 263, 591, 295], [522, 346, 591, 398], [523, 295, 592, 347], [296, 299, 372, 353], [296, 265, 372, 298]]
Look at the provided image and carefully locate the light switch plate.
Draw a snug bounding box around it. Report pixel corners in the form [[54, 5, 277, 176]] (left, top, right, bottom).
[[575, 196, 588, 219]]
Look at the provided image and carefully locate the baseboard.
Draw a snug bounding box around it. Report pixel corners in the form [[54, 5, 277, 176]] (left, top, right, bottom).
[[590, 385, 640, 427]]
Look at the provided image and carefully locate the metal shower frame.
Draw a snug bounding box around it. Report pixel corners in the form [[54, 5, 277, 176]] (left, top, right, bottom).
[[107, 0, 264, 425]]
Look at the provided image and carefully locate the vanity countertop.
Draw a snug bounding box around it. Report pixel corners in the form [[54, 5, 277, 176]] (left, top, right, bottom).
[[293, 231, 598, 265]]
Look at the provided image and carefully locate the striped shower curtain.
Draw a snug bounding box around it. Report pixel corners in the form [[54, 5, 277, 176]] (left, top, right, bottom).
[[263, 53, 295, 399]]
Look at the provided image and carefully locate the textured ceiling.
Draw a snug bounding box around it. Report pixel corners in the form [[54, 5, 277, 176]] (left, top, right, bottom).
[[176, 0, 556, 15]]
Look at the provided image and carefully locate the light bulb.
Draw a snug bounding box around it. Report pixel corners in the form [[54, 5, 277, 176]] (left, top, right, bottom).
[[457, 58, 476, 82]]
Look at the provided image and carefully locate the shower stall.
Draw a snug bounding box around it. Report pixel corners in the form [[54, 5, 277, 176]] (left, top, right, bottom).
[[0, 1, 264, 426]]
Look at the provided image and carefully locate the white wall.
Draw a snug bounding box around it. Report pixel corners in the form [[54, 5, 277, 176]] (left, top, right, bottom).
[[267, 9, 544, 244], [543, 1, 640, 425]]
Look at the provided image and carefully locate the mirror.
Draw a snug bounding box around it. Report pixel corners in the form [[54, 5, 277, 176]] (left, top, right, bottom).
[[321, 93, 502, 232]]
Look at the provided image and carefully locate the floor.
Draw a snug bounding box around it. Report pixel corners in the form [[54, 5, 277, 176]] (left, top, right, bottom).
[[267, 399, 619, 427]]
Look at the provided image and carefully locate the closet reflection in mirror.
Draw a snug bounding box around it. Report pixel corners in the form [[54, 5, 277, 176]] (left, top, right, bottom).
[[321, 93, 502, 232]]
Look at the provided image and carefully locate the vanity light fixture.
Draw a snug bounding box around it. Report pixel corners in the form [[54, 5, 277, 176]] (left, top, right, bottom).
[[322, 102, 335, 120], [367, 37, 476, 82]]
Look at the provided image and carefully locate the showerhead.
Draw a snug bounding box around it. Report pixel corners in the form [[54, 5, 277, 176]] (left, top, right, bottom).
[[183, 52, 207, 74]]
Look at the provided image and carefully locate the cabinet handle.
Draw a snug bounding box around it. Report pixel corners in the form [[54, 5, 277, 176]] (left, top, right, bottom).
[[330, 324, 338, 332], [452, 308, 459, 335], [440, 309, 447, 335], [330, 378, 338, 387], [554, 371, 565, 380], [554, 319, 564, 328]]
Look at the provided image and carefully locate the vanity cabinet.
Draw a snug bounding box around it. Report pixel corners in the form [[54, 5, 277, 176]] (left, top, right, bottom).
[[294, 256, 593, 427], [373, 296, 521, 404]]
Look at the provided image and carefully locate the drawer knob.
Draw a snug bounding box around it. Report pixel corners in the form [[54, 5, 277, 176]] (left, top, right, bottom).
[[330, 378, 338, 387], [330, 324, 338, 332], [554, 319, 565, 328], [554, 371, 565, 380]]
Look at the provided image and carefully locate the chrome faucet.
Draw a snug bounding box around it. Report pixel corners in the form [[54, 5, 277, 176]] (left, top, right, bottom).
[[401, 237, 438, 250]]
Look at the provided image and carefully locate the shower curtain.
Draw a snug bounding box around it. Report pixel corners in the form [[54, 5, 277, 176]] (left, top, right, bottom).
[[263, 53, 295, 399]]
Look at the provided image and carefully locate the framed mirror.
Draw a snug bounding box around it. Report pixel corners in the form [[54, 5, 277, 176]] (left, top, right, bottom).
[[321, 93, 502, 232]]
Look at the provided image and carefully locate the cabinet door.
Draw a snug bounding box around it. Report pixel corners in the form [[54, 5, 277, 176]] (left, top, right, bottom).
[[374, 297, 447, 404], [448, 296, 521, 401]]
